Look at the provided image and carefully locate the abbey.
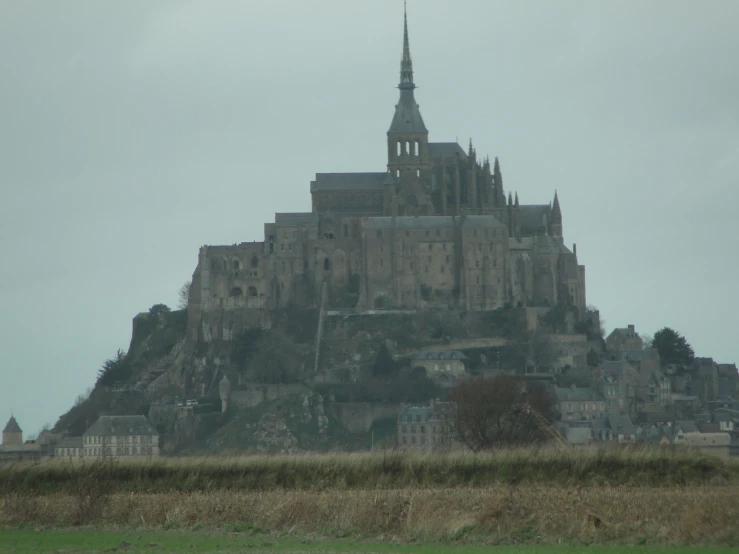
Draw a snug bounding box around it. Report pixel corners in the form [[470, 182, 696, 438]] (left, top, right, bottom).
[[189, 9, 586, 328]]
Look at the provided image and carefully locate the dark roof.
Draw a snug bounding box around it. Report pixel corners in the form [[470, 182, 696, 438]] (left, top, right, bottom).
[[388, 89, 428, 134], [399, 406, 431, 423], [83, 415, 158, 437], [554, 387, 604, 403], [519, 205, 550, 230], [623, 349, 659, 362], [607, 413, 636, 435], [274, 212, 318, 227], [676, 420, 698, 434], [363, 215, 506, 230], [410, 350, 469, 361], [310, 172, 388, 192], [57, 437, 83, 448], [3, 416, 21, 434], [428, 142, 467, 160]]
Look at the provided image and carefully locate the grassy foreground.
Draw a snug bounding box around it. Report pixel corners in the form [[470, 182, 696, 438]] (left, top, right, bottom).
[[1, 447, 736, 494], [0, 528, 733, 554]]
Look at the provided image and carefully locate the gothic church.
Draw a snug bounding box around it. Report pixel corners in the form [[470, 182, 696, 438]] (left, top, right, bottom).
[[189, 8, 586, 332]]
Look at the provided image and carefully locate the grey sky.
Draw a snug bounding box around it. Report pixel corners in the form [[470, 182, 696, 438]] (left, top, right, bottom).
[[1, 0, 737, 436]]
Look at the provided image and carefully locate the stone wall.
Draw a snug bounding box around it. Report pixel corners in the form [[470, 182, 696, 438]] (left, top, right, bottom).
[[329, 402, 403, 433], [230, 383, 310, 409]]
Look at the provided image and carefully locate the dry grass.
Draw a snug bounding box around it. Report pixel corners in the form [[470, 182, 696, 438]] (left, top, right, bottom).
[[2, 446, 736, 494], [2, 485, 738, 546]]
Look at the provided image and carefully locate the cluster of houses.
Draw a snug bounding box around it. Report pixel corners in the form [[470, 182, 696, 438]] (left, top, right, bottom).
[[397, 325, 739, 456], [0, 414, 160, 465]]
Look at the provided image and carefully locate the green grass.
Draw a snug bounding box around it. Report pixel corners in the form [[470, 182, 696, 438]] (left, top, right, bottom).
[[0, 528, 729, 554]]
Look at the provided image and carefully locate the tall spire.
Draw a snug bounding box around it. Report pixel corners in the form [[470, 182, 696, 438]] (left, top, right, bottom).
[[399, 0, 415, 90]]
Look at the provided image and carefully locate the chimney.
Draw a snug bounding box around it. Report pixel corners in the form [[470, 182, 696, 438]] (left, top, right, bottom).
[[573, 243, 577, 256]]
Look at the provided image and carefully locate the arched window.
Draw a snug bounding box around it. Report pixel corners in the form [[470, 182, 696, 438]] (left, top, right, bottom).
[[233, 260, 240, 270], [405, 141, 411, 156], [415, 141, 420, 157], [251, 256, 259, 269], [323, 258, 330, 271], [247, 286, 258, 297], [229, 287, 243, 297], [397, 141, 402, 157]]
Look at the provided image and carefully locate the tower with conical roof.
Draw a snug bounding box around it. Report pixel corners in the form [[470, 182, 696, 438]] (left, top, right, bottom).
[[2, 415, 23, 447], [386, 3, 430, 181]]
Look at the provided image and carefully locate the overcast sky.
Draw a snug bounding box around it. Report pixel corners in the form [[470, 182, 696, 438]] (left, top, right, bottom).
[[1, 0, 737, 436]]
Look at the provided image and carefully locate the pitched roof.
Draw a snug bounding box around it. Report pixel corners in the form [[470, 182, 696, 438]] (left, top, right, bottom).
[[607, 413, 636, 435], [399, 406, 431, 423], [554, 387, 604, 403], [57, 437, 83, 448], [428, 142, 467, 160], [274, 213, 318, 227], [519, 205, 551, 230], [83, 415, 158, 437], [310, 172, 388, 192], [3, 416, 21, 434], [388, 89, 428, 134]]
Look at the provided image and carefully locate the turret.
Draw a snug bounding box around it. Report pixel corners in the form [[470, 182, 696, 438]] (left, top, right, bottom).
[[2, 415, 22, 447], [493, 157, 505, 207], [550, 191, 563, 238]]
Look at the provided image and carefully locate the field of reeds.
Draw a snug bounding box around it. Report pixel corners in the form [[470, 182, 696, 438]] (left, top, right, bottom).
[[1, 448, 738, 547], [1, 446, 736, 494]]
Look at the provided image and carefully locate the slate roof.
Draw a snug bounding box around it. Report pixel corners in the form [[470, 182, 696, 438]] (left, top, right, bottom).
[[410, 350, 469, 361], [607, 413, 636, 436], [3, 416, 21, 434], [274, 213, 318, 227], [519, 205, 551, 230], [399, 406, 431, 423], [554, 387, 604, 403], [362, 215, 506, 230], [310, 172, 388, 192], [623, 349, 660, 363], [57, 437, 83, 449], [676, 420, 698, 434], [388, 89, 428, 134], [428, 142, 467, 160], [83, 415, 158, 437]]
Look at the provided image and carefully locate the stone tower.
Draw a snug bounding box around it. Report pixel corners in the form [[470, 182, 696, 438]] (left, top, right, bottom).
[[2, 415, 22, 447], [219, 375, 232, 413], [386, 4, 430, 181]]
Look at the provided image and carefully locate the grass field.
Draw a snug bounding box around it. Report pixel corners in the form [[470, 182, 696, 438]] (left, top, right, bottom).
[[0, 528, 733, 554], [1, 449, 737, 548]]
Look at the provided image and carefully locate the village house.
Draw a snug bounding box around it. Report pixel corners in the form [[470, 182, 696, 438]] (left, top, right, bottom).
[[409, 350, 468, 386], [605, 324, 642, 353], [595, 360, 639, 415], [82, 415, 160, 459], [554, 385, 605, 421], [397, 400, 456, 452]]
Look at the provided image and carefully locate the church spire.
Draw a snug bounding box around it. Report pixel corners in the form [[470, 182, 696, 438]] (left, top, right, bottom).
[[399, 1, 415, 90]]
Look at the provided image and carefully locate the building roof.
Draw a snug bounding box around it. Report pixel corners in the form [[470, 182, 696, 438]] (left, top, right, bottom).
[[310, 172, 388, 192], [607, 413, 636, 436], [410, 350, 469, 361], [388, 89, 428, 134], [83, 415, 158, 437], [676, 420, 698, 434], [565, 425, 592, 445], [56, 437, 83, 449], [3, 416, 21, 434], [274, 212, 319, 227], [554, 387, 604, 403], [428, 142, 467, 160], [623, 349, 660, 363], [519, 205, 551, 230], [362, 214, 506, 230], [399, 406, 431, 423]]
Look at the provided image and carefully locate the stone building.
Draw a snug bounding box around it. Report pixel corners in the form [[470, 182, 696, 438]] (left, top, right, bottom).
[[397, 400, 456, 452], [188, 7, 587, 342], [605, 325, 643, 353], [82, 415, 159, 459], [2, 416, 22, 447], [554, 386, 606, 422]]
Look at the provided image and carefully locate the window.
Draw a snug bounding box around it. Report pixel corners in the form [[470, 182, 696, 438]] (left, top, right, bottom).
[[402, 437, 407, 445], [420, 425, 425, 433], [323, 258, 330, 271], [416, 169, 420, 177], [412, 436, 416, 444], [288, 243, 292, 251], [411, 425, 416, 433], [281, 244, 284, 251]]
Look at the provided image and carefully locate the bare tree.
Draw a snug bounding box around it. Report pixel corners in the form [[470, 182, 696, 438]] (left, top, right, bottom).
[[178, 280, 191, 310], [641, 333, 654, 349], [449, 375, 556, 452]]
